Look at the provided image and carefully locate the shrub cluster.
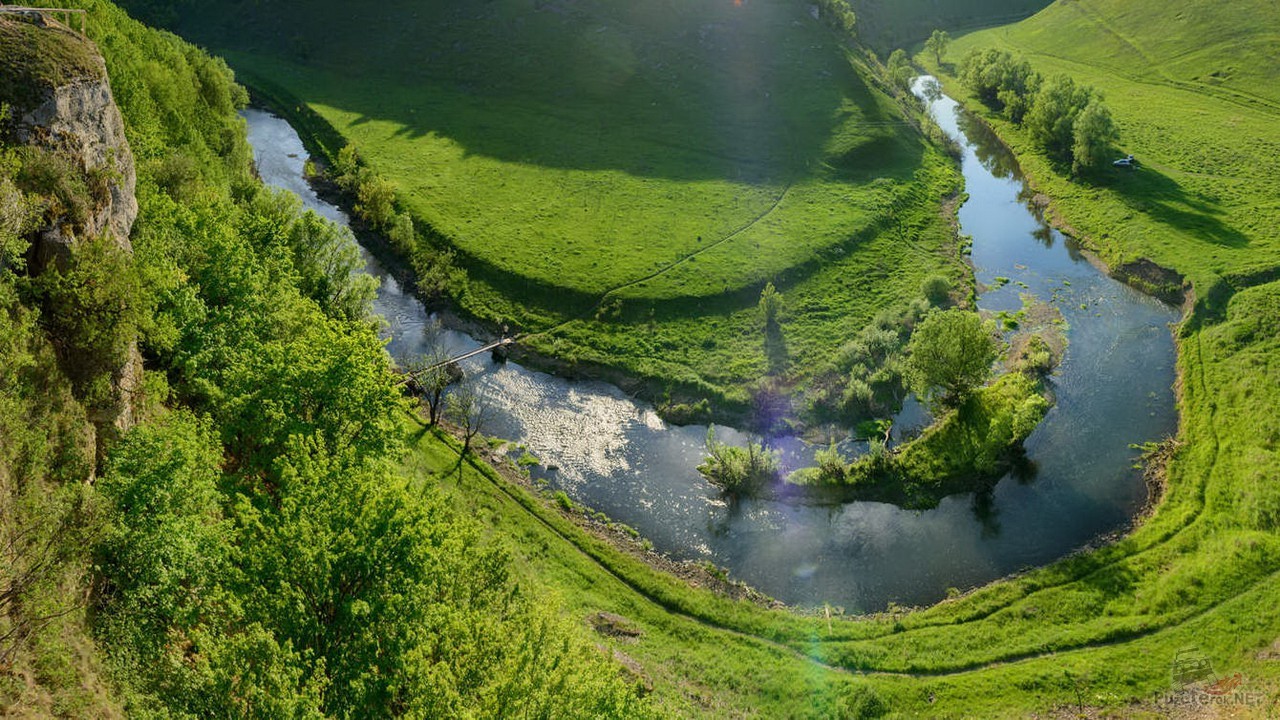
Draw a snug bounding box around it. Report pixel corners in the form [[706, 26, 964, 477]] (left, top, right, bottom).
[[697, 428, 780, 498], [959, 48, 1118, 174], [331, 144, 463, 302]]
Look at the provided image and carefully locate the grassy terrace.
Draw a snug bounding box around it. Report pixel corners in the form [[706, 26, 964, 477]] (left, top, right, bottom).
[[127, 0, 966, 410], [938, 0, 1280, 295]]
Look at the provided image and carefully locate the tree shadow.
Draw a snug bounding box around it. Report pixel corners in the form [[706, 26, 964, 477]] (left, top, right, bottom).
[[158, 0, 911, 184], [971, 487, 1001, 539], [1092, 164, 1250, 248], [764, 322, 788, 376], [956, 109, 1024, 180]]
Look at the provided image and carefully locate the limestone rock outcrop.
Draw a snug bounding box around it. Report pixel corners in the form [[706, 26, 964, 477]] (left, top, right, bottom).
[[2, 17, 142, 439]]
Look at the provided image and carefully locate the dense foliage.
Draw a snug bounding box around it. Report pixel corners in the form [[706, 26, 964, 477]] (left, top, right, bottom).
[[906, 308, 999, 409], [696, 428, 780, 497], [959, 47, 1118, 173], [1, 3, 648, 716]]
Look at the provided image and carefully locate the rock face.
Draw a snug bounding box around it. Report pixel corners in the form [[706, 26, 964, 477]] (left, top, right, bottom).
[[4, 21, 142, 439], [16, 75, 138, 267]]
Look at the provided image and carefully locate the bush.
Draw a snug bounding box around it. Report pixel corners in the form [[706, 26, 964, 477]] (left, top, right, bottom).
[[814, 443, 848, 483], [921, 274, 952, 305], [697, 428, 779, 497]]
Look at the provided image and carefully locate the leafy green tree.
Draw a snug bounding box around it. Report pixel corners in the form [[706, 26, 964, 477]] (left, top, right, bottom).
[[285, 208, 378, 321], [1071, 97, 1119, 175], [816, 0, 856, 35], [758, 280, 783, 327], [1026, 74, 1096, 162], [925, 29, 951, 66], [218, 305, 404, 473], [886, 49, 914, 91], [907, 309, 998, 409], [959, 48, 1040, 121]]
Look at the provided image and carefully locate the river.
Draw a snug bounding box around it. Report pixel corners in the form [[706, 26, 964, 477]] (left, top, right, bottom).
[[242, 80, 1177, 612]]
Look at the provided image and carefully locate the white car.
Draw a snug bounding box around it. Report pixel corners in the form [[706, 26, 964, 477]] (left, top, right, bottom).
[[1113, 154, 1138, 168]]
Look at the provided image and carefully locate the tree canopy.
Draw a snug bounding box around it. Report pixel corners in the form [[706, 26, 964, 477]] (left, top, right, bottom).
[[907, 309, 998, 409]]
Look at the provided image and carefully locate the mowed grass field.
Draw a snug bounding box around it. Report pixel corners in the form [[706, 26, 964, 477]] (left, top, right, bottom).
[[130, 0, 964, 405]]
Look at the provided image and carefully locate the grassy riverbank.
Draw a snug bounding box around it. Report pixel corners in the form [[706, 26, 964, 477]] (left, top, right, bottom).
[[400, 0, 1280, 714], [115, 0, 966, 417]]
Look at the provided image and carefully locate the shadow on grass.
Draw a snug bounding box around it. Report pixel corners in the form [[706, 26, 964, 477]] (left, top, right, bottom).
[[954, 102, 1248, 249], [764, 322, 788, 376], [1102, 165, 1250, 248], [141, 0, 922, 183]]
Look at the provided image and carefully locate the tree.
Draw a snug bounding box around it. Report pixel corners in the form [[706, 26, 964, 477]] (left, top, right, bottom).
[[1026, 75, 1095, 162], [886, 49, 914, 91], [758, 281, 783, 328], [446, 380, 491, 455], [907, 309, 998, 409], [1071, 97, 1119, 175], [402, 319, 454, 425], [925, 29, 951, 66], [284, 207, 378, 321], [817, 0, 856, 35], [959, 48, 1040, 121]]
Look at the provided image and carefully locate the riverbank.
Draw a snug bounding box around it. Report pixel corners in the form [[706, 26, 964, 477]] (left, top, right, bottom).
[[227, 41, 967, 431], [234, 92, 1280, 717]]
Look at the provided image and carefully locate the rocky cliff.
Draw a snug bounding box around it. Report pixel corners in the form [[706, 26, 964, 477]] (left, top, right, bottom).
[[1, 14, 142, 440]]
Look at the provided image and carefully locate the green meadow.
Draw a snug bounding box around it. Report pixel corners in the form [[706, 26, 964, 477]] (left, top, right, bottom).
[[938, 0, 1280, 292], [129, 0, 967, 410], [394, 0, 1280, 714]]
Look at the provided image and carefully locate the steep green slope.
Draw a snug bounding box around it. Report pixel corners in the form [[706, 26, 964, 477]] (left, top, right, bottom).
[[851, 0, 1051, 51], [115, 0, 965, 414], [3, 3, 650, 717]]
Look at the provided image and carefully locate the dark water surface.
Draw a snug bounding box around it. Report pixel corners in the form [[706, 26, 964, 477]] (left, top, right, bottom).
[[242, 83, 1177, 611]]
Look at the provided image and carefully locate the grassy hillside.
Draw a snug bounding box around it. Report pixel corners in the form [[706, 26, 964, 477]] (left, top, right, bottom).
[[942, 0, 1280, 292], [115, 0, 966, 412], [851, 0, 1051, 51]]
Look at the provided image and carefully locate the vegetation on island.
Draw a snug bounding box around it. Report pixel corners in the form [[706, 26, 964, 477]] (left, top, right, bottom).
[[785, 309, 1051, 507]]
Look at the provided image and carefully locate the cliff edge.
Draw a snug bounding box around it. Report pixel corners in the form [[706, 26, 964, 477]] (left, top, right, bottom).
[[1, 14, 141, 440]]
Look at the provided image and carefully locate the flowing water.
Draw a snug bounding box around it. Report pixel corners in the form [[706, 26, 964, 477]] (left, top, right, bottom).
[[242, 82, 1177, 611]]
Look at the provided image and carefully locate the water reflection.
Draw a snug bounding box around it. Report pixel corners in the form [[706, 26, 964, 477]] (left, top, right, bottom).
[[244, 86, 1178, 612]]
